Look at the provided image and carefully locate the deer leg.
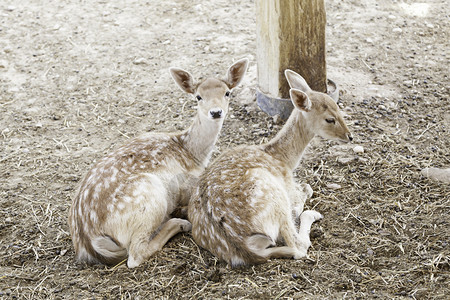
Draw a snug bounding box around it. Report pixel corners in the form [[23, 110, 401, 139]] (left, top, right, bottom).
[[279, 208, 322, 259], [292, 183, 313, 220], [300, 183, 314, 199], [262, 246, 299, 259], [279, 216, 311, 259], [127, 218, 192, 268], [296, 210, 323, 254], [246, 233, 299, 260]]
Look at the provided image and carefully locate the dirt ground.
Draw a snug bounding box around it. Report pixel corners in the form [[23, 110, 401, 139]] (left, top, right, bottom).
[[1, 0, 449, 299]]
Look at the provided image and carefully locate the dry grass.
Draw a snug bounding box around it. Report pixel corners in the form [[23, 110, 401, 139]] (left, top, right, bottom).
[[1, 0, 449, 299]]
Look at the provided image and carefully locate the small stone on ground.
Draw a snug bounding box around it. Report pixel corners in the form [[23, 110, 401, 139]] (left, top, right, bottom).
[[421, 168, 450, 183]]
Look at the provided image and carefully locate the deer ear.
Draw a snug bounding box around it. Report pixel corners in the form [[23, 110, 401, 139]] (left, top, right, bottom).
[[170, 67, 196, 94], [225, 58, 249, 89], [285, 69, 312, 93], [290, 89, 311, 112]]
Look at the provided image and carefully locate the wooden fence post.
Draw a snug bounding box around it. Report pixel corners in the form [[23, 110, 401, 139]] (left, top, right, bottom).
[[256, 0, 327, 118]]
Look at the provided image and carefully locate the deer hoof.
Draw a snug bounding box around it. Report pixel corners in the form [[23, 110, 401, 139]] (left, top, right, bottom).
[[293, 249, 308, 260], [127, 256, 142, 268], [301, 210, 323, 223], [179, 219, 192, 232]]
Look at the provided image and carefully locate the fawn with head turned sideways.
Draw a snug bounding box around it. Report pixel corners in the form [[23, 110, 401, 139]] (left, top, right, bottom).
[[68, 58, 249, 268], [188, 69, 353, 267]]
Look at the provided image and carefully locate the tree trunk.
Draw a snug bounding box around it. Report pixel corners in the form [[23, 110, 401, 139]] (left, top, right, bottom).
[[256, 0, 327, 99]]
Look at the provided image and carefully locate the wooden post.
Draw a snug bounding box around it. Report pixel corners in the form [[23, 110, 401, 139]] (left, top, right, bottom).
[[256, 0, 327, 115]]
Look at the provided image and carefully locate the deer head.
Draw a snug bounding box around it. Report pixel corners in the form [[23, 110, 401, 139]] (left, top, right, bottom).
[[170, 58, 249, 124], [285, 69, 353, 143]]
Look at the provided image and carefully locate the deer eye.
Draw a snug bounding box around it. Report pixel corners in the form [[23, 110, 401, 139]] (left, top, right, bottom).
[[325, 118, 335, 124], [196, 95, 202, 101], [225, 91, 231, 97]]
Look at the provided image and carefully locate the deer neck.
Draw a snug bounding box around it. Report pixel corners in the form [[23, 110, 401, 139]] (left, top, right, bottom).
[[264, 111, 315, 170], [180, 113, 223, 167]]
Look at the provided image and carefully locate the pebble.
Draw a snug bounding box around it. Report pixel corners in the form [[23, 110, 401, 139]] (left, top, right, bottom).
[[353, 146, 364, 154], [344, 107, 354, 113], [387, 101, 396, 109], [388, 15, 397, 20], [421, 168, 450, 183], [337, 156, 356, 164], [272, 114, 283, 125], [237, 87, 255, 105], [8, 87, 20, 93], [378, 104, 387, 110], [133, 58, 147, 65], [3, 46, 12, 53], [65, 85, 76, 92], [326, 183, 341, 190], [0, 60, 7, 68], [366, 38, 374, 44], [393, 28, 403, 33]]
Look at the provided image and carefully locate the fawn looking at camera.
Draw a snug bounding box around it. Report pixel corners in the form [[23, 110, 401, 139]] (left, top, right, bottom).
[[188, 69, 352, 267], [68, 58, 249, 268]]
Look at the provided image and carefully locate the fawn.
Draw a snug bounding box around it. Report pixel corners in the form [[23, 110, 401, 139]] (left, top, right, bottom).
[[68, 58, 249, 268], [188, 69, 352, 267]]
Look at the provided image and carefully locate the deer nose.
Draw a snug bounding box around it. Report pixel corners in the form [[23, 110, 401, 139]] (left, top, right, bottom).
[[347, 133, 353, 141], [209, 109, 223, 119]]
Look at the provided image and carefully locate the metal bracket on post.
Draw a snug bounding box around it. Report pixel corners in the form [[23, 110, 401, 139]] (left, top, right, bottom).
[[256, 91, 293, 121], [257, 79, 340, 121]]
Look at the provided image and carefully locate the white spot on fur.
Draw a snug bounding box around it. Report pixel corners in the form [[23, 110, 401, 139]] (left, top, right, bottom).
[[107, 204, 114, 212], [83, 223, 90, 234], [223, 222, 237, 237], [78, 205, 83, 219], [83, 189, 89, 201], [111, 168, 118, 182], [104, 179, 111, 189], [90, 211, 98, 224]]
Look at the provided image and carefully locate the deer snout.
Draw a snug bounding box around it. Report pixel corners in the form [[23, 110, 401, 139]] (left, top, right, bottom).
[[209, 108, 223, 119], [347, 132, 353, 142]]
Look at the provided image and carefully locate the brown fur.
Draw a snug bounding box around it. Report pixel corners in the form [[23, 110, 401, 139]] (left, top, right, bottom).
[[68, 58, 249, 268], [188, 70, 352, 267]]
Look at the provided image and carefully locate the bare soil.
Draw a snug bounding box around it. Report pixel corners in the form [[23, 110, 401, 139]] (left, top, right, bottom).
[[1, 0, 448, 299]]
